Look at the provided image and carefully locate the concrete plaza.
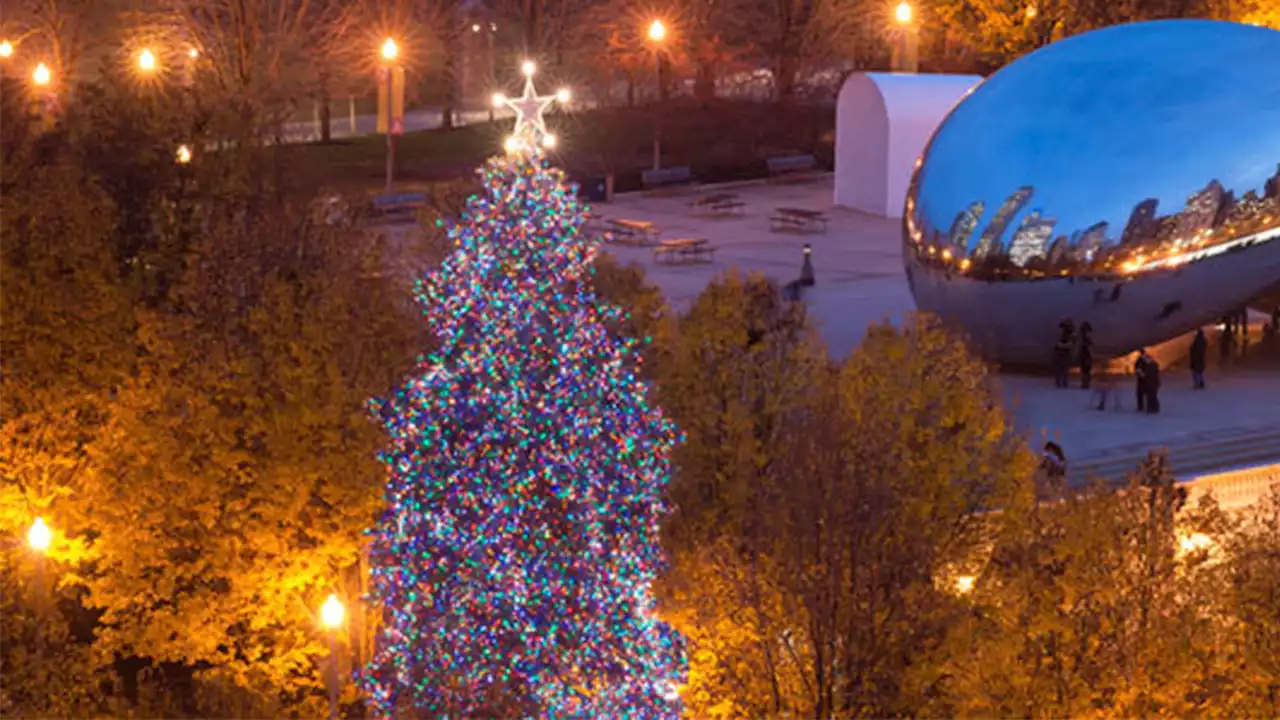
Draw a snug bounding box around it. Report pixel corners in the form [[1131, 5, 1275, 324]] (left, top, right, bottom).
[[589, 175, 1280, 481]]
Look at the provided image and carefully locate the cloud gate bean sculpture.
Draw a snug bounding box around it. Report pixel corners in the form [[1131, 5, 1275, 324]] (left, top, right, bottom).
[[904, 20, 1280, 366]]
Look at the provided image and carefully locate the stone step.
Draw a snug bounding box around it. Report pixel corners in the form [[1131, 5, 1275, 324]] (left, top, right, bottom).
[[1067, 427, 1280, 484]]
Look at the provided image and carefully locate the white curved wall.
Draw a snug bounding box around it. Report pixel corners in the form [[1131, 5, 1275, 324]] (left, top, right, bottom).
[[836, 72, 982, 217]]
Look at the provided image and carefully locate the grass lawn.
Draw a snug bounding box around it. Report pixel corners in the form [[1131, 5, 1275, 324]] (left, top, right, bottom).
[[297, 123, 502, 193], [294, 101, 835, 195]]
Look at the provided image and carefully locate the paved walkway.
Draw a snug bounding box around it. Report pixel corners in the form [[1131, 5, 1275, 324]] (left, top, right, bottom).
[[596, 177, 905, 358]]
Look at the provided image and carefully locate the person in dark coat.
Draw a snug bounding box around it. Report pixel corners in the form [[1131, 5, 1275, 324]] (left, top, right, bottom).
[[1134, 348, 1150, 412], [1144, 352, 1162, 414], [1052, 321, 1074, 388], [1189, 328, 1207, 389], [1078, 322, 1094, 390]]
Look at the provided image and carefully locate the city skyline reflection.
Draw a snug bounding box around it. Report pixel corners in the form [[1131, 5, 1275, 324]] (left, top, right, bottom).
[[903, 20, 1280, 365], [906, 20, 1280, 283]]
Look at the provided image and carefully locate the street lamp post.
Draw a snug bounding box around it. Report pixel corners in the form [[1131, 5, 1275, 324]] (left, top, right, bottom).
[[320, 594, 345, 720], [380, 38, 399, 193], [30, 62, 55, 130], [474, 23, 497, 123], [892, 2, 919, 73], [487, 24, 496, 123], [28, 517, 51, 713], [647, 20, 667, 172]]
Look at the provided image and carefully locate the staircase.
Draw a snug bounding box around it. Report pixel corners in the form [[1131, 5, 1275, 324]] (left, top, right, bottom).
[[1066, 423, 1280, 487]]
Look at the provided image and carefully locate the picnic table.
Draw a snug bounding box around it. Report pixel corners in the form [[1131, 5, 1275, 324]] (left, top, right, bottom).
[[689, 193, 745, 217], [653, 238, 715, 265], [771, 206, 828, 233], [606, 218, 660, 246]]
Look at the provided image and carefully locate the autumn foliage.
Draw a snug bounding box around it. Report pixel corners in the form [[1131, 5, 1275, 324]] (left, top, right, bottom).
[[3, 73, 1280, 716]]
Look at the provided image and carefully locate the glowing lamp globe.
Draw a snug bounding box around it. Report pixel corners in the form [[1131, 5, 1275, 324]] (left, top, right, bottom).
[[28, 517, 51, 553], [32, 62, 51, 86], [321, 594, 345, 629]]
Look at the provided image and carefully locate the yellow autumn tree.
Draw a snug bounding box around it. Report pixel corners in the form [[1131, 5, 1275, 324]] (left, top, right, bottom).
[[74, 204, 421, 716]]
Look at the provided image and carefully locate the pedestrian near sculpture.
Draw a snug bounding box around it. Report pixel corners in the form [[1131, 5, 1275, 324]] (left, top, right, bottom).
[[1052, 321, 1073, 388], [1135, 348, 1161, 414], [1078, 322, 1094, 390], [1189, 328, 1207, 389], [1134, 348, 1155, 413]]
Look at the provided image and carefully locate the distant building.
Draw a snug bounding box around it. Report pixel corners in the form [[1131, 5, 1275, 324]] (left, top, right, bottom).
[[1047, 235, 1070, 265], [1224, 190, 1266, 229], [1072, 221, 1109, 262], [1008, 210, 1057, 267], [1265, 163, 1280, 199], [1121, 198, 1159, 245], [947, 201, 985, 251], [1177, 179, 1226, 239], [975, 187, 1033, 258], [1214, 190, 1236, 228]]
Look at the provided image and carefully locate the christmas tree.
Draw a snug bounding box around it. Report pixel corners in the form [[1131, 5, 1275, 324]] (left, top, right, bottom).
[[361, 67, 685, 718]]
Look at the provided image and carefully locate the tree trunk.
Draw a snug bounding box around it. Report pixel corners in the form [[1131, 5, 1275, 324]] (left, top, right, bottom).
[[318, 73, 332, 143], [775, 55, 797, 101], [626, 70, 635, 107], [522, 0, 541, 55], [694, 59, 715, 102], [441, 0, 461, 130]]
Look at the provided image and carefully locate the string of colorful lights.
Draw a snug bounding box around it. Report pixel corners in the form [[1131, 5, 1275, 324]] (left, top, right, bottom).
[[359, 92, 685, 715]]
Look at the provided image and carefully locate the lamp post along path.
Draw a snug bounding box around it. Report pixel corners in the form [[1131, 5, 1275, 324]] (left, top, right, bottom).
[[28, 518, 51, 714], [647, 20, 667, 171], [892, 2, 920, 73], [320, 594, 345, 720], [379, 38, 402, 193]]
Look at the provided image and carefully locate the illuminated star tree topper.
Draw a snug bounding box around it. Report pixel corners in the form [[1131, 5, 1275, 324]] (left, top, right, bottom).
[[492, 59, 572, 154]]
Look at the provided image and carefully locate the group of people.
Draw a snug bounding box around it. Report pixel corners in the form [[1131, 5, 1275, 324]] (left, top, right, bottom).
[[1051, 320, 1093, 389], [1050, 318, 1166, 414]]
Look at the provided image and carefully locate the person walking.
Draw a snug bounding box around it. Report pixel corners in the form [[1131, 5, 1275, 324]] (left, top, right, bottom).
[[1189, 328, 1207, 389], [1053, 323, 1073, 388], [1078, 322, 1094, 390], [1134, 348, 1150, 412], [1144, 351, 1162, 414]]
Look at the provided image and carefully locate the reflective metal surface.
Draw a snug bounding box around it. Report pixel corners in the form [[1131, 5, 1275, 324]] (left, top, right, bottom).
[[904, 20, 1280, 365]]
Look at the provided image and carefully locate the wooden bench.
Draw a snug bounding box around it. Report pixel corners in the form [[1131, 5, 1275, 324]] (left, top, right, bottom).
[[770, 207, 828, 234], [641, 166, 694, 194], [766, 154, 820, 183], [370, 192, 427, 223], [653, 238, 715, 265], [605, 219, 660, 247]]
